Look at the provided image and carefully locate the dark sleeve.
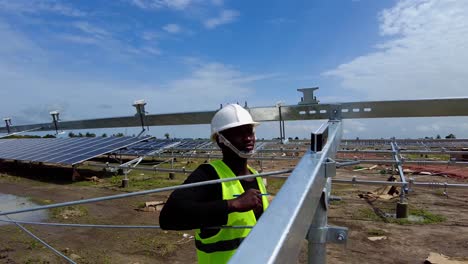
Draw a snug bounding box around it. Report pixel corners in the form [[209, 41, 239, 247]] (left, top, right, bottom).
[[159, 164, 229, 230]]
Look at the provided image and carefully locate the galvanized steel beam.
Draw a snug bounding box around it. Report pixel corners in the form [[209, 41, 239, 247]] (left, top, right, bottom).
[[1, 97, 468, 133], [229, 120, 343, 264]]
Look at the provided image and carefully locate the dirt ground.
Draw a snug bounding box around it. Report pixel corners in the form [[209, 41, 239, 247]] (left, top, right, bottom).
[[0, 157, 467, 264]]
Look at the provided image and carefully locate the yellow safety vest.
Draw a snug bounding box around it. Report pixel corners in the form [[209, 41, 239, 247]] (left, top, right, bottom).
[[195, 160, 269, 264]]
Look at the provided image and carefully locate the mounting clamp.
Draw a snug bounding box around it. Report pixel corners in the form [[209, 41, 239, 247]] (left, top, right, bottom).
[[307, 225, 348, 244], [50, 111, 60, 135]]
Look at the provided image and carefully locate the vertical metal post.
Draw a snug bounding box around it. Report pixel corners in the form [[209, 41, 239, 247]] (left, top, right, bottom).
[[49, 111, 60, 135], [307, 193, 328, 263], [133, 100, 147, 135], [282, 118, 286, 142], [278, 105, 284, 143], [3, 118, 11, 134]]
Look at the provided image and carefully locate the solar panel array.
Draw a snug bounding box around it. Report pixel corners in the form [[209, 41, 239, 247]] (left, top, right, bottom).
[[120, 139, 180, 156], [117, 139, 292, 156], [0, 136, 151, 165], [117, 139, 213, 156], [340, 139, 468, 150], [172, 140, 212, 149]]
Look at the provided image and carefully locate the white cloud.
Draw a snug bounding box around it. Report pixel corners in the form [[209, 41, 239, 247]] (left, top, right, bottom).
[[73, 21, 110, 37], [141, 46, 161, 55], [343, 119, 367, 135], [321, 0, 468, 139], [0, 21, 271, 127], [324, 0, 468, 100], [157, 62, 263, 110], [130, 0, 192, 10], [163, 23, 181, 33], [59, 34, 98, 45], [141, 31, 158, 41], [59, 22, 111, 45], [0, 0, 86, 17], [204, 9, 239, 29]]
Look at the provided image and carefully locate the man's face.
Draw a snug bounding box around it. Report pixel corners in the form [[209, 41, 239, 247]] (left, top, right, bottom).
[[219, 124, 255, 152]]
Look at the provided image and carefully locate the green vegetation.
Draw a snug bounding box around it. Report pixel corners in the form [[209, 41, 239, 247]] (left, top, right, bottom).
[[367, 228, 387, 236], [27, 240, 41, 250], [2, 134, 55, 139], [137, 236, 178, 257], [27, 197, 52, 205], [51, 205, 88, 219], [404, 153, 450, 160], [353, 208, 382, 222], [353, 207, 445, 225], [266, 178, 286, 195], [329, 199, 345, 205], [406, 208, 446, 224], [445, 133, 456, 139]]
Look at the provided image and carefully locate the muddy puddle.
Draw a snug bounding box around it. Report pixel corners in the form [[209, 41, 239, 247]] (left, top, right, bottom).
[[0, 193, 48, 226]]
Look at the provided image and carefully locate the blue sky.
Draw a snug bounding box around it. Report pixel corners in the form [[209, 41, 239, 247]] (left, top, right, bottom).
[[0, 0, 467, 139]]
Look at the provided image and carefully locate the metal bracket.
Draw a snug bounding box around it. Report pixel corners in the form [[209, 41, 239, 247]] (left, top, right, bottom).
[[336, 160, 360, 168], [133, 99, 148, 135], [297, 87, 319, 105], [327, 226, 348, 244], [3, 118, 11, 134], [311, 123, 329, 152], [324, 159, 336, 178], [329, 195, 342, 202], [49, 111, 61, 135], [328, 104, 342, 121], [307, 225, 348, 244]]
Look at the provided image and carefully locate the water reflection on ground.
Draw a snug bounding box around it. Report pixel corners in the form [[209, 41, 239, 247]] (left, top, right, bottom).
[[0, 193, 48, 226]]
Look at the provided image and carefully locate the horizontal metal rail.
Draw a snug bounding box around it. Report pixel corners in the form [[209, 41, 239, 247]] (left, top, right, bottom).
[[338, 149, 468, 155], [332, 178, 468, 188], [148, 153, 299, 161], [2, 97, 467, 133], [0, 219, 254, 229], [87, 162, 195, 174], [4, 215, 76, 264], [335, 159, 468, 165], [0, 169, 292, 216]]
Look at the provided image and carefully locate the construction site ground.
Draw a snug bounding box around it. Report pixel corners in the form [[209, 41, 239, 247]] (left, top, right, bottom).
[[0, 157, 467, 264]]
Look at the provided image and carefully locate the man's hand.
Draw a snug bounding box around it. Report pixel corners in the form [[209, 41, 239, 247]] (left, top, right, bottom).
[[227, 189, 262, 213]]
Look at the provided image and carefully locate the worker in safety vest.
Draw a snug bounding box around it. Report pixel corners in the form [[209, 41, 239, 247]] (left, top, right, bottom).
[[159, 104, 269, 264]]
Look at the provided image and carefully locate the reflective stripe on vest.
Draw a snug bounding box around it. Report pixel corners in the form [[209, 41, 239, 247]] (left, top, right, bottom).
[[195, 160, 269, 264]]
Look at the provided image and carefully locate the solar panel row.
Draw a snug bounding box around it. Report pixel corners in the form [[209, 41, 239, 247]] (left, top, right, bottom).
[[117, 139, 215, 156], [116, 139, 276, 156], [0, 136, 152, 165]]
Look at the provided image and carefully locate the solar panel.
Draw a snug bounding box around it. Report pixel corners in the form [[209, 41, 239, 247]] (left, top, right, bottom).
[[116, 139, 180, 156], [174, 140, 211, 149], [0, 136, 152, 165]]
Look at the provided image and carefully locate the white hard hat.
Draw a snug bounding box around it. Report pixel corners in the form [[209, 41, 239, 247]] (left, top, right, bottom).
[[210, 104, 259, 141]]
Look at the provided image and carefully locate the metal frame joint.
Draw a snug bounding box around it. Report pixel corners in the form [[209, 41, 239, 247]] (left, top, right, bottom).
[[307, 226, 348, 244], [324, 158, 336, 178]]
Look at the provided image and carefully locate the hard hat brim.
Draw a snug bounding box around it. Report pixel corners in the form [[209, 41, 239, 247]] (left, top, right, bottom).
[[211, 121, 259, 141]]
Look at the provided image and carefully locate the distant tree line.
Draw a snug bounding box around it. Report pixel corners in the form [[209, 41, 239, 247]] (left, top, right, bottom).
[[3, 134, 56, 139], [425, 133, 456, 139], [67, 132, 126, 138]]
